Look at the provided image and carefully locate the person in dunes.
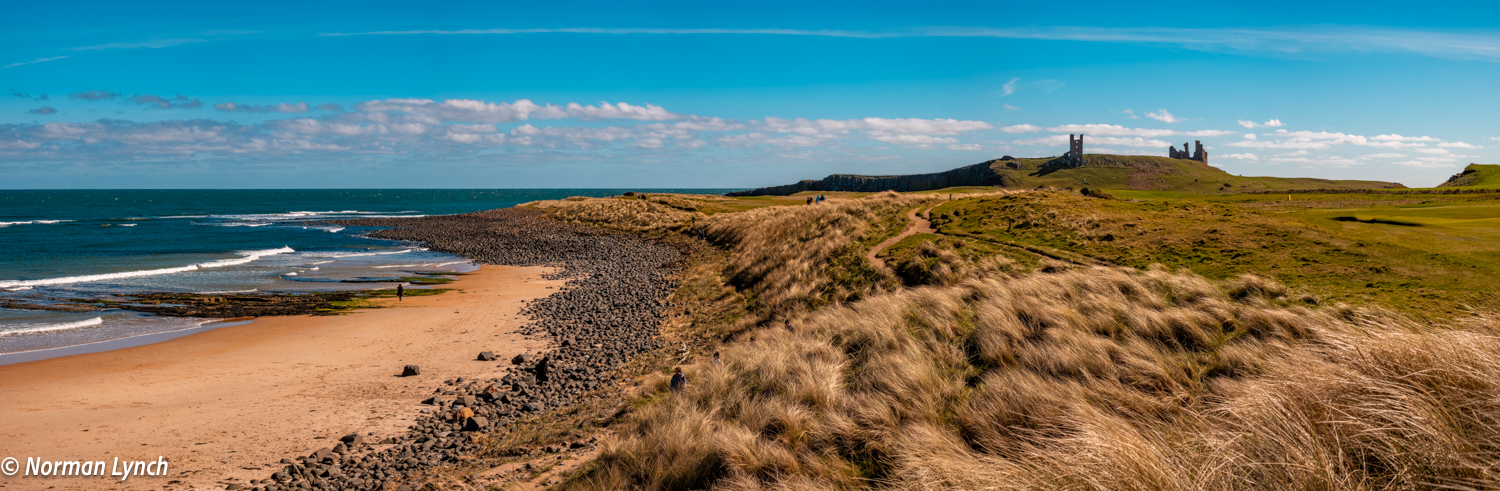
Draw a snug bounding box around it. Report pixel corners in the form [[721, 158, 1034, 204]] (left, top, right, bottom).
[[670, 367, 687, 394]]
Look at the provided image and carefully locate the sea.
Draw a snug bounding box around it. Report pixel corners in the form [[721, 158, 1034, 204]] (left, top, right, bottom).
[[0, 189, 735, 360]]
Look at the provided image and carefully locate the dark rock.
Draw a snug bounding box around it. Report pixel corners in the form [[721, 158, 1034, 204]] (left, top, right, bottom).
[[477, 351, 496, 361], [463, 416, 489, 431], [340, 433, 363, 446], [401, 365, 420, 377], [511, 354, 530, 365]]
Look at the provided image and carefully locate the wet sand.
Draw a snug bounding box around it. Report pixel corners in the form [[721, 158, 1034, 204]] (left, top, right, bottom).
[[0, 265, 559, 490]]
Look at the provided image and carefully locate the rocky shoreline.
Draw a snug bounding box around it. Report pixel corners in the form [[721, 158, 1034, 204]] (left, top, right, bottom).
[[237, 208, 682, 491]]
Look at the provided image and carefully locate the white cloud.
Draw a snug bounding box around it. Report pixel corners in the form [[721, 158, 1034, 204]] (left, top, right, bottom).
[[1438, 141, 1481, 148], [949, 143, 984, 151], [1145, 109, 1181, 123], [446, 133, 482, 144], [1002, 104, 1020, 111], [869, 134, 958, 145], [1372, 134, 1438, 142], [1001, 78, 1019, 97], [446, 124, 498, 134], [1227, 129, 1430, 150], [1181, 130, 1236, 137], [1361, 153, 1405, 159], [1219, 153, 1259, 160], [1414, 147, 1450, 155], [999, 124, 1041, 133], [216, 101, 312, 113], [1014, 134, 1169, 148], [1243, 133, 1257, 140], [1237, 119, 1286, 129], [1488, 137, 1500, 142], [1046, 124, 1175, 137], [355, 98, 681, 124]]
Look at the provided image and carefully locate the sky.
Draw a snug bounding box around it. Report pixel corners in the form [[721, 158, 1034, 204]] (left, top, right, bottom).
[[2, 0, 1497, 189]]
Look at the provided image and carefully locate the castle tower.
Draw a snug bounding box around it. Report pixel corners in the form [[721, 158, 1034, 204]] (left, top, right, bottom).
[[1068, 134, 1084, 165], [1192, 141, 1203, 161]]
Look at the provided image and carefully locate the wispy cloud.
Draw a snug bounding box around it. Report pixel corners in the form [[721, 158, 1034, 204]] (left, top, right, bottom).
[[215, 102, 312, 114], [318, 26, 1500, 62], [131, 94, 203, 109], [2, 56, 67, 70], [67, 39, 207, 51], [26, 107, 57, 115], [1001, 78, 1018, 97], [68, 90, 119, 101]]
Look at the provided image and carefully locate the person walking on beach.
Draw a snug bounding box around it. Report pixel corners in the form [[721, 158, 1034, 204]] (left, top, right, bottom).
[[396, 284, 404, 301], [670, 367, 687, 394], [536, 355, 551, 385]]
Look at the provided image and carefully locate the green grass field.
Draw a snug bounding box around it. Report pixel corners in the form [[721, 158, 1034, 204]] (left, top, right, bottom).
[[907, 188, 1500, 318]]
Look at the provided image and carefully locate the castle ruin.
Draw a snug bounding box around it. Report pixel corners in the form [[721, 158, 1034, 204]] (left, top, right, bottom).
[[1065, 134, 1084, 165], [1168, 140, 1208, 163]]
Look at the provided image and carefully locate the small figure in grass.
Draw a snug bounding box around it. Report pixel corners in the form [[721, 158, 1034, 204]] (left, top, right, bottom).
[[670, 367, 687, 394], [807, 197, 814, 205], [396, 283, 404, 301], [711, 351, 722, 367], [785, 319, 795, 333]]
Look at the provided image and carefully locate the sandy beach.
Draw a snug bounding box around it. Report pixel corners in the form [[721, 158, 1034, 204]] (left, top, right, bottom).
[[0, 265, 560, 490]]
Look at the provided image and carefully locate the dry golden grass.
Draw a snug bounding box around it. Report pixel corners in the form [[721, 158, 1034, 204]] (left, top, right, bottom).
[[525, 191, 1500, 490], [568, 267, 1500, 490], [528, 195, 703, 233]]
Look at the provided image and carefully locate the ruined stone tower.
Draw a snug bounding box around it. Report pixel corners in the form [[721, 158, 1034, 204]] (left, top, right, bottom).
[[1066, 134, 1084, 165], [1167, 140, 1208, 164]]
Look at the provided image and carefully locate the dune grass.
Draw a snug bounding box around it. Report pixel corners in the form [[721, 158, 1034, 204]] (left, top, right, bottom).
[[569, 267, 1500, 490], [509, 188, 1500, 490]]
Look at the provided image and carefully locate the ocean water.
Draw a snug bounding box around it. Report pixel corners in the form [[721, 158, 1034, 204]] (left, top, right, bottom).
[[0, 189, 736, 357]]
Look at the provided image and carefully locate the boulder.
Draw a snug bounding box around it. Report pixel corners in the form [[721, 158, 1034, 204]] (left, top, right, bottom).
[[401, 365, 421, 377], [463, 416, 489, 431], [511, 354, 530, 365], [421, 396, 442, 405], [340, 433, 363, 446], [477, 351, 497, 361]]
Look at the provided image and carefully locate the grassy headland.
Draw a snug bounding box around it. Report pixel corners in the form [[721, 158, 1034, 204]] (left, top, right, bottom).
[[405, 182, 1500, 489]]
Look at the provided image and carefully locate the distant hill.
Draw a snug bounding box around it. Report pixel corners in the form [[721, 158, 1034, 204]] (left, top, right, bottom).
[[726, 154, 1404, 196], [1436, 164, 1500, 189]]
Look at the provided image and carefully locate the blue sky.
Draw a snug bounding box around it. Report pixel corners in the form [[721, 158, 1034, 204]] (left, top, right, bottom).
[[2, 0, 1497, 188]]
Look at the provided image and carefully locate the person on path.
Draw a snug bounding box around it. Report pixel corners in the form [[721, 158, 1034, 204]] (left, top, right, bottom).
[[396, 284, 404, 301], [535, 355, 551, 385], [670, 367, 687, 394], [807, 197, 814, 205]]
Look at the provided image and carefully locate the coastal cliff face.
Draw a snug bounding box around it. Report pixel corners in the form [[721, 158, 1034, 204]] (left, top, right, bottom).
[[727, 161, 1008, 196]]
